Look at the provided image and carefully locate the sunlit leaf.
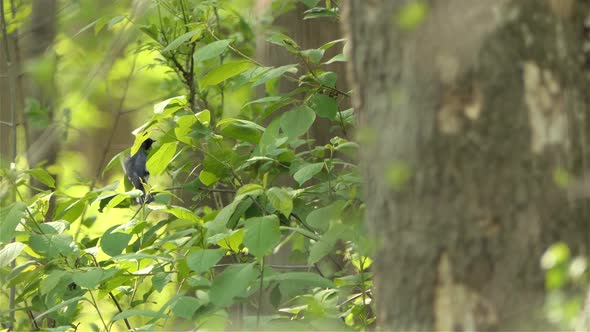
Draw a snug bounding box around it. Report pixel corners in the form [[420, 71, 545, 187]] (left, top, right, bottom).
[[0, 202, 26, 243], [201, 61, 254, 87], [147, 142, 178, 176], [26, 168, 55, 188], [0, 242, 26, 268]]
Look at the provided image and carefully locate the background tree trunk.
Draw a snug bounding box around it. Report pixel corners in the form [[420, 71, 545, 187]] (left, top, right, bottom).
[[343, 0, 590, 330], [22, 0, 59, 172], [255, 0, 348, 144]]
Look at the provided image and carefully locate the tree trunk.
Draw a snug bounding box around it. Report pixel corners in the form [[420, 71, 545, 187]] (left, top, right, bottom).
[[343, 0, 590, 330]]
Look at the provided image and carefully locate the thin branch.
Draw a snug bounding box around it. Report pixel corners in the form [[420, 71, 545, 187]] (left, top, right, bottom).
[[257, 257, 265, 328], [88, 291, 109, 332], [108, 292, 132, 330]]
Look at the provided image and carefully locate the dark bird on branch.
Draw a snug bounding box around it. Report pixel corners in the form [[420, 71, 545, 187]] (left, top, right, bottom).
[[124, 138, 154, 204]]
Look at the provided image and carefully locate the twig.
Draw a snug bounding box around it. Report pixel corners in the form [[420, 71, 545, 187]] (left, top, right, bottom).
[[297, 51, 350, 98], [214, 263, 312, 269], [109, 292, 132, 330], [88, 291, 109, 332]]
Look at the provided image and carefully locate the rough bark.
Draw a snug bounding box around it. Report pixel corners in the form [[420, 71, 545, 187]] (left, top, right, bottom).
[[343, 0, 590, 330]]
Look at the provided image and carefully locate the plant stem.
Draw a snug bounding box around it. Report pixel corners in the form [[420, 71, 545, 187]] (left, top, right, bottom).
[[108, 292, 132, 330], [88, 291, 109, 332], [257, 257, 265, 328]]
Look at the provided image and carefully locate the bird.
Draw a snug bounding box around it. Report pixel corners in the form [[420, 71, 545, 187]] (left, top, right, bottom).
[[124, 138, 154, 204]]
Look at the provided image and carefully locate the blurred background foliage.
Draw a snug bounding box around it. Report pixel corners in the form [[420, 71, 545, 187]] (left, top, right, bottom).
[[0, 0, 374, 331]]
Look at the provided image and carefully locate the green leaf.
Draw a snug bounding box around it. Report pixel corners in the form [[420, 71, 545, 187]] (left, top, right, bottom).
[[199, 170, 219, 186], [104, 194, 127, 213], [319, 38, 346, 51], [306, 201, 346, 233], [59, 199, 86, 223], [163, 29, 202, 53], [308, 93, 339, 120], [266, 187, 293, 217], [308, 224, 349, 265], [40, 270, 68, 295], [101, 227, 132, 257], [35, 296, 85, 321], [0, 242, 26, 268], [304, 7, 338, 20], [112, 309, 168, 322], [201, 61, 254, 87], [324, 53, 346, 64], [267, 33, 299, 52], [205, 196, 248, 236], [216, 229, 244, 252], [265, 272, 333, 288], [217, 118, 264, 144], [172, 296, 202, 319], [29, 234, 79, 258], [317, 72, 337, 88], [194, 39, 232, 62], [130, 130, 152, 156], [280, 105, 316, 140], [396, 1, 429, 29], [252, 65, 298, 87], [102, 150, 127, 176], [196, 109, 211, 126], [153, 95, 186, 115], [146, 142, 178, 176], [0, 202, 26, 243], [175, 114, 198, 145], [242, 96, 285, 109], [209, 263, 258, 307], [300, 49, 324, 64], [186, 249, 226, 273], [294, 163, 324, 186], [161, 206, 199, 222], [243, 215, 281, 258], [71, 268, 118, 289], [26, 168, 55, 188], [94, 16, 109, 35], [226, 199, 253, 229], [152, 271, 172, 292], [259, 118, 281, 154], [236, 184, 264, 197]]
